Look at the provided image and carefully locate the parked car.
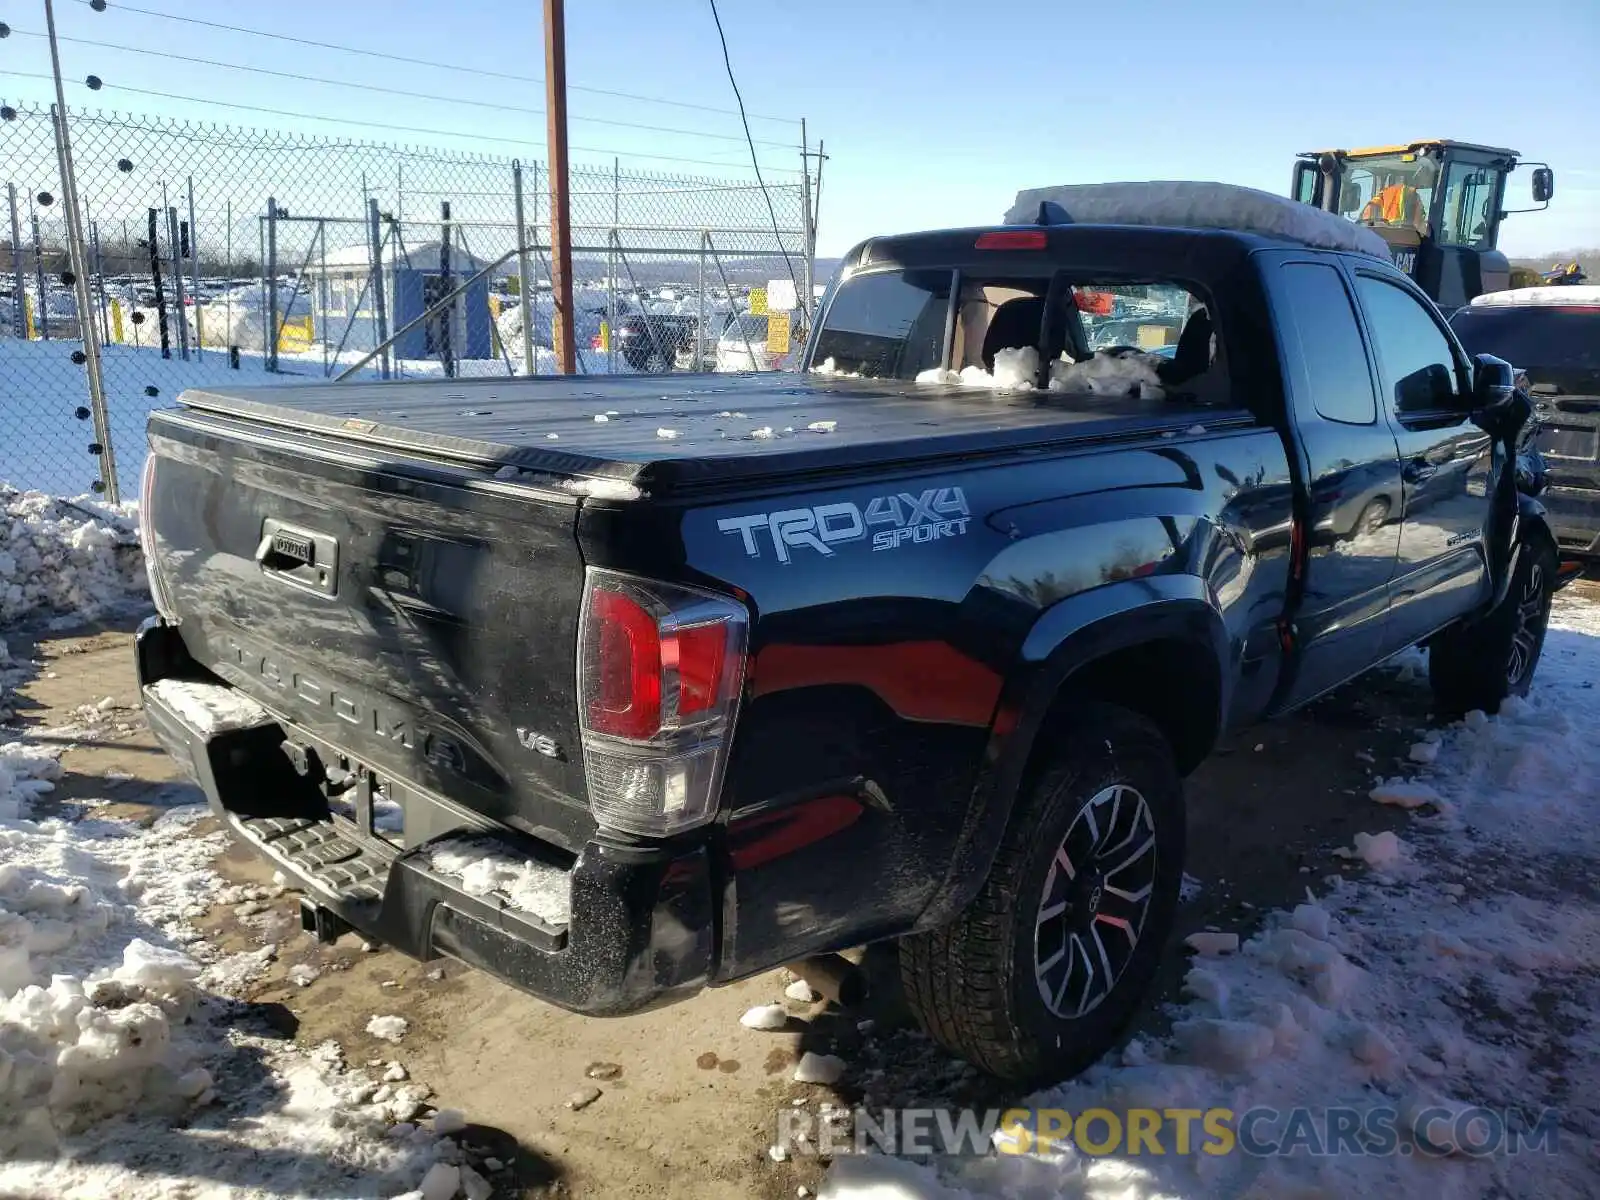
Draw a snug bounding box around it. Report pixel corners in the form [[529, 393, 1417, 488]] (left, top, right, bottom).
[[1450, 286, 1600, 559], [136, 183, 1565, 1085], [613, 312, 702, 372]]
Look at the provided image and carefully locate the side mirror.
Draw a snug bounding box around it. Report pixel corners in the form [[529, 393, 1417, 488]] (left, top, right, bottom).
[[1532, 167, 1554, 203], [1473, 354, 1516, 413], [1472, 353, 1530, 437]]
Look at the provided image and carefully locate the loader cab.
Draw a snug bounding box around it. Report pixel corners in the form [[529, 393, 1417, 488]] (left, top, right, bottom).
[[1292, 141, 1554, 310]]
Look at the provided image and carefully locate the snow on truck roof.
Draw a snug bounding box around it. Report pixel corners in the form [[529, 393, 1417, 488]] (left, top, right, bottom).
[[1004, 181, 1392, 259], [1469, 285, 1600, 308]]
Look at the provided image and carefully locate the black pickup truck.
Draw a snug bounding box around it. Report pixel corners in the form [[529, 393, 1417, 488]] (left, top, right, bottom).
[[136, 185, 1564, 1083]]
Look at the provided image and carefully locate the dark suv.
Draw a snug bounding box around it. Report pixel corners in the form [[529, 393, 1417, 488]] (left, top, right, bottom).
[[1451, 290, 1600, 559], [614, 313, 703, 372]]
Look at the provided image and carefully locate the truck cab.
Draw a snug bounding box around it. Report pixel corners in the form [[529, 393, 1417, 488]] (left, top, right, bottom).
[[1292, 140, 1555, 310]]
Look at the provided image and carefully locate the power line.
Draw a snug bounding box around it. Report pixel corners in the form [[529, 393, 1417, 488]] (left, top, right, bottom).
[[10, 29, 798, 149], [707, 0, 799, 296], [2, 71, 802, 174], [70, 0, 801, 127]]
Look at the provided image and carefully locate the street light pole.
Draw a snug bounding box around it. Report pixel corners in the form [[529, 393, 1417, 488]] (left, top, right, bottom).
[[543, 0, 576, 375]]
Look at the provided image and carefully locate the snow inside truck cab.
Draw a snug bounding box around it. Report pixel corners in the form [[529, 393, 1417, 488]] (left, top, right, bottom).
[[809, 181, 1391, 407]]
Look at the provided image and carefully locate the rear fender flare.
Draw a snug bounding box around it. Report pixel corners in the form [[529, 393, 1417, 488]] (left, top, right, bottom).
[[916, 576, 1230, 929]]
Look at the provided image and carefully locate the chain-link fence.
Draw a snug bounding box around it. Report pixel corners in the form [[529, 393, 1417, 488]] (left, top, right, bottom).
[[2, 101, 817, 502]]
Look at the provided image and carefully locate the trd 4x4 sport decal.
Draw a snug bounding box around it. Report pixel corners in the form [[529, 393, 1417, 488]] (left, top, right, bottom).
[[716, 487, 971, 563]]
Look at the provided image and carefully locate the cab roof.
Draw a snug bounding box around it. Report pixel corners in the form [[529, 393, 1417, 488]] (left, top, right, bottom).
[[1300, 140, 1520, 160]]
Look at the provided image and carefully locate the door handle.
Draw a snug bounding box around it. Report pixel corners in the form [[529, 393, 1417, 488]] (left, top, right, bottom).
[[1402, 458, 1437, 484]]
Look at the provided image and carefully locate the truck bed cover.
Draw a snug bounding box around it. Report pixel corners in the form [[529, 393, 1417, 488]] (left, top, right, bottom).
[[175, 373, 1253, 497]]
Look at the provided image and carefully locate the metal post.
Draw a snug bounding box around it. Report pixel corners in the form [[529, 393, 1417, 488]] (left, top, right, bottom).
[[543, 0, 576, 374], [225, 199, 234, 364], [610, 157, 619, 374], [31, 211, 49, 340], [532, 162, 543, 364], [7, 184, 25, 338], [266, 196, 279, 372], [318, 221, 330, 377], [147, 208, 170, 358], [800, 119, 814, 322], [511, 161, 535, 375], [438, 200, 454, 378], [90, 219, 109, 346], [813, 138, 826, 274], [167, 204, 189, 359], [186, 174, 202, 360], [42, 10, 119, 499], [367, 198, 390, 379], [697, 230, 707, 372]]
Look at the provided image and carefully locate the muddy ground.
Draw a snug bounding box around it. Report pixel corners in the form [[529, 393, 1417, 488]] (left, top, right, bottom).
[[10, 589, 1596, 1197]]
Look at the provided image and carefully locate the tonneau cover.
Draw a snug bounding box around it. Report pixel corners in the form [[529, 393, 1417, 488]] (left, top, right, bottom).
[[176, 373, 1253, 497]]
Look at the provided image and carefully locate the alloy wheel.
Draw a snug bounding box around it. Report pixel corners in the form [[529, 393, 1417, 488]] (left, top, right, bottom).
[[1033, 784, 1158, 1019], [1507, 561, 1548, 687]]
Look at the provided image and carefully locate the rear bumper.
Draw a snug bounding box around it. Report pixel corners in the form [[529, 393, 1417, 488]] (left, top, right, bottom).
[[137, 618, 715, 1016], [1543, 486, 1600, 558]]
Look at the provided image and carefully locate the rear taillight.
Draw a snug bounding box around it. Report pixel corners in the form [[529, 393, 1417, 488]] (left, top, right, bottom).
[[577, 568, 748, 836], [138, 455, 178, 620]]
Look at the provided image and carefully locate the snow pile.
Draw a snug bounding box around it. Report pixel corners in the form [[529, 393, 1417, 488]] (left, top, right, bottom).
[[0, 741, 63, 824], [196, 284, 310, 353], [810, 357, 861, 379], [1048, 350, 1166, 399], [740, 1003, 789, 1031], [1004, 180, 1392, 259], [1469, 284, 1600, 309], [366, 1015, 409, 1044], [423, 834, 572, 926], [0, 741, 467, 1196], [560, 477, 645, 502], [143, 679, 270, 738], [820, 595, 1600, 1197], [0, 487, 148, 626], [915, 346, 1041, 391], [0, 785, 229, 1158]]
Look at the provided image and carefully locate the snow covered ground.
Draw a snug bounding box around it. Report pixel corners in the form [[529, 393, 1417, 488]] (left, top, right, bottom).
[[0, 754, 485, 1197], [0, 495, 479, 1197], [819, 598, 1600, 1196], [816, 594, 1600, 1199]]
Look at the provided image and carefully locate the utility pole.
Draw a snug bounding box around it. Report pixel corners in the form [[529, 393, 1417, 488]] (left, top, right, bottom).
[[543, 0, 576, 374]]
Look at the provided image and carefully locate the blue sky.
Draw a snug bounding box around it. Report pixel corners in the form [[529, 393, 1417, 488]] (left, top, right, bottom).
[[4, 0, 1597, 257]]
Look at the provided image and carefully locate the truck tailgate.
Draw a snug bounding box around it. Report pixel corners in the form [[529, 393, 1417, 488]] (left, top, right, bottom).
[[144, 407, 593, 851]]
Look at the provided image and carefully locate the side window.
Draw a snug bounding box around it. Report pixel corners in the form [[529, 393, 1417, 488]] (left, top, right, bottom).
[[1438, 162, 1497, 248], [1277, 263, 1376, 425], [1354, 275, 1464, 417], [809, 269, 951, 378], [1292, 162, 1317, 206]]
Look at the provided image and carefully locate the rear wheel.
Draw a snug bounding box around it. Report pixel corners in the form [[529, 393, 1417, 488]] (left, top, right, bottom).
[[899, 704, 1185, 1082], [1429, 535, 1556, 715]]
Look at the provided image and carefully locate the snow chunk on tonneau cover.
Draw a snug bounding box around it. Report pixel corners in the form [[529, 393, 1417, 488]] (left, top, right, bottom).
[[424, 834, 572, 927], [1004, 181, 1391, 259]]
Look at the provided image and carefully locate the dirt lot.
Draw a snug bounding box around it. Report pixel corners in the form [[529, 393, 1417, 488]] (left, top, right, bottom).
[[9, 595, 1593, 1199]]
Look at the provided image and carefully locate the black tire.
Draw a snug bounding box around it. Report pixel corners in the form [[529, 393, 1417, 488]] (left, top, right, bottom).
[[1428, 536, 1556, 716], [899, 704, 1185, 1082]]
